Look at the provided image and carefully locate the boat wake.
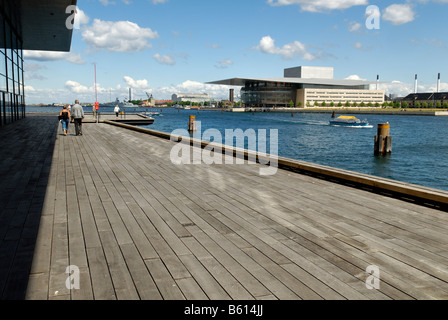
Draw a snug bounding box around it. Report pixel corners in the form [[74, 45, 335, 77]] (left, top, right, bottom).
[[269, 118, 331, 126], [331, 124, 374, 129]]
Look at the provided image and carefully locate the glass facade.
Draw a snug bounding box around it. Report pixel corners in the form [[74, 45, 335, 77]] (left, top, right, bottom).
[[241, 81, 297, 108], [0, 2, 25, 127]]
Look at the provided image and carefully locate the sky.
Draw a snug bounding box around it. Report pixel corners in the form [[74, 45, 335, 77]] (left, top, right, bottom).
[[23, 0, 448, 104]]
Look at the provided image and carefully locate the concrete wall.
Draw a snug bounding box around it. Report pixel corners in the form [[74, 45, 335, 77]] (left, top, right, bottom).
[[284, 66, 334, 79]]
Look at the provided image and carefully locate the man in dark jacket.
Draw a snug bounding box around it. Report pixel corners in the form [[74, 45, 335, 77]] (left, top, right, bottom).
[[71, 100, 85, 136]]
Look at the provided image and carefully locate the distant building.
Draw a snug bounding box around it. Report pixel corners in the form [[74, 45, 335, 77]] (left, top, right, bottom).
[[208, 66, 385, 108], [400, 92, 448, 108], [155, 100, 173, 107], [172, 93, 212, 104]]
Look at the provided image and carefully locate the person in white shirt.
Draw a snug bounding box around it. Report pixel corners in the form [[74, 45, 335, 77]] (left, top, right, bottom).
[[114, 105, 120, 118]]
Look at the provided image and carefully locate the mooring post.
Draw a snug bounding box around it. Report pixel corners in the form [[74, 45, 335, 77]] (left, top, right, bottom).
[[375, 122, 392, 156], [188, 115, 197, 132]]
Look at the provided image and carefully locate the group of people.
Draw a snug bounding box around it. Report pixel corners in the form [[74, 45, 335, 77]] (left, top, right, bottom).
[[59, 100, 85, 136]]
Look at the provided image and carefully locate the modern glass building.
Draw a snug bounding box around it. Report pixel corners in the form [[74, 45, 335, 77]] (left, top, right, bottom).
[[0, 0, 76, 127], [0, 1, 25, 126], [209, 66, 385, 108]]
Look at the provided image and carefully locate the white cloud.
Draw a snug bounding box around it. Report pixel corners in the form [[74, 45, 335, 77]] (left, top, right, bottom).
[[81, 19, 159, 52], [348, 21, 362, 32], [98, 0, 115, 5], [74, 8, 90, 27], [153, 53, 176, 66], [24, 85, 36, 92], [215, 59, 233, 69], [206, 43, 221, 49], [154, 80, 240, 100], [26, 78, 242, 104], [253, 36, 316, 60], [23, 51, 85, 65], [123, 76, 151, 90], [267, 0, 368, 12], [345, 74, 367, 81], [383, 4, 416, 25], [65, 80, 92, 94]]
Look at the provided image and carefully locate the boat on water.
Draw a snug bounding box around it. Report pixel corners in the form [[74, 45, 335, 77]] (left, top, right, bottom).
[[140, 112, 160, 117], [100, 98, 137, 109], [329, 115, 371, 127]]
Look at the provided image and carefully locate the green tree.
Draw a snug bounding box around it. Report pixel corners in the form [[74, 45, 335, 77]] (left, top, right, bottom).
[[321, 101, 327, 107], [338, 102, 343, 107], [288, 100, 294, 108], [402, 102, 409, 108]]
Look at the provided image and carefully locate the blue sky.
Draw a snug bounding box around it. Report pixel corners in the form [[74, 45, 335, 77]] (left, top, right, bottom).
[[24, 0, 448, 104]]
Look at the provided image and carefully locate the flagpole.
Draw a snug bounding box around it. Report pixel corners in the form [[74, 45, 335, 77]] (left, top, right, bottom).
[[94, 63, 99, 123], [94, 63, 98, 103]]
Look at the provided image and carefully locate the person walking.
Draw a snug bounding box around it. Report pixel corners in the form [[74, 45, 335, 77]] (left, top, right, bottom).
[[114, 104, 120, 118], [71, 100, 85, 136], [59, 106, 71, 136]]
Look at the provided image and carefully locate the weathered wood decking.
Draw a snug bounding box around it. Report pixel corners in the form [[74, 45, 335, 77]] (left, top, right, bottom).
[[2, 115, 448, 300]]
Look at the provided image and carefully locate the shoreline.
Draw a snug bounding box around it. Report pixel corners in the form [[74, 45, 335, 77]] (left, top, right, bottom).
[[225, 107, 448, 116], [26, 107, 448, 116]]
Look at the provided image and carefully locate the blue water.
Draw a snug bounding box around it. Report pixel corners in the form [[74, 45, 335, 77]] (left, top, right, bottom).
[[27, 106, 448, 191]]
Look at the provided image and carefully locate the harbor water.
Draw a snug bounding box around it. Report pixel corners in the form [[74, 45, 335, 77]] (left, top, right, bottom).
[[27, 106, 448, 191]]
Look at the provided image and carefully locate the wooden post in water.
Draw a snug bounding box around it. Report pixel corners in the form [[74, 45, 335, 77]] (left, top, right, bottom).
[[188, 115, 197, 132], [375, 122, 392, 156]]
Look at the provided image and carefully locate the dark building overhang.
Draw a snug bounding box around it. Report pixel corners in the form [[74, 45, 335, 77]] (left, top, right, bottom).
[[207, 77, 380, 88], [1, 0, 77, 52], [402, 92, 448, 101]]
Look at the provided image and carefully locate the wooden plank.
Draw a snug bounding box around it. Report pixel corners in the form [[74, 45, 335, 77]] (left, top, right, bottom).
[[98, 230, 139, 300], [181, 236, 253, 300], [85, 247, 116, 300], [120, 243, 163, 300], [144, 258, 185, 300], [177, 254, 231, 300], [176, 277, 209, 300]]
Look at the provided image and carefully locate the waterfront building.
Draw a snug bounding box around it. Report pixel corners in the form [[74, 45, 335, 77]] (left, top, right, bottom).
[[172, 93, 212, 104], [0, 0, 76, 127], [400, 92, 448, 108], [208, 66, 385, 108]]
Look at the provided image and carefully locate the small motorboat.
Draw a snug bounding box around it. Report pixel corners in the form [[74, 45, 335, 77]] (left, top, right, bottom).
[[329, 115, 371, 127]]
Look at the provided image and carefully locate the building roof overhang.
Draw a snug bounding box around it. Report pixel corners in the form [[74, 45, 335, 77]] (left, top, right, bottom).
[[14, 0, 77, 51], [207, 77, 381, 88]]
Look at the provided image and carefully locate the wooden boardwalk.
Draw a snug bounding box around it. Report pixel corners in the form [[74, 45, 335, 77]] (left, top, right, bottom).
[[2, 115, 448, 300]]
